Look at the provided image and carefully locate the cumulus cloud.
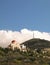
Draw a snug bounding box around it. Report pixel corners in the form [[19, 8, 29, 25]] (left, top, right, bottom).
[[0, 28, 50, 48]]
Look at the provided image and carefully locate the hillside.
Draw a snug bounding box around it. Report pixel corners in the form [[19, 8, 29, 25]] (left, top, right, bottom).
[[21, 38, 50, 49], [0, 47, 50, 65], [0, 38, 50, 65]]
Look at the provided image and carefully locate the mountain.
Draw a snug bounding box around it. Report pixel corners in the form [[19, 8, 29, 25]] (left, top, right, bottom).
[[21, 38, 50, 49]]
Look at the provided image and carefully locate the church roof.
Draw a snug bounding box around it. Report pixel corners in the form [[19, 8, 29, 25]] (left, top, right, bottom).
[[11, 40, 16, 44]]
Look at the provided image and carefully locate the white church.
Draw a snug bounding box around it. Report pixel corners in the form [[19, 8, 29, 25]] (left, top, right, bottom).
[[8, 40, 27, 52]]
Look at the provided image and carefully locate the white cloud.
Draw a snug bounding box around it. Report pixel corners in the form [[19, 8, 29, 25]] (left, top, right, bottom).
[[0, 28, 50, 48]]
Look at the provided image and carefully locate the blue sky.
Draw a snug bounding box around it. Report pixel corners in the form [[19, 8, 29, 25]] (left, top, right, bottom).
[[0, 0, 50, 32]]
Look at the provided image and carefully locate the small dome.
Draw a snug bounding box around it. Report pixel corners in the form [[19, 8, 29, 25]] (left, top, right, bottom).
[[11, 40, 16, 43]]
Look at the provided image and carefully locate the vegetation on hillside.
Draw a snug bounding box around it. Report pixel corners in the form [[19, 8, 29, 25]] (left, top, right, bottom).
[[0, 47, 50, 65]]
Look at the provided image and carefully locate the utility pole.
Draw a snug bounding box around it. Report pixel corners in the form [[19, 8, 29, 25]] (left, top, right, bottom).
[[33, 31, 34, 38]]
